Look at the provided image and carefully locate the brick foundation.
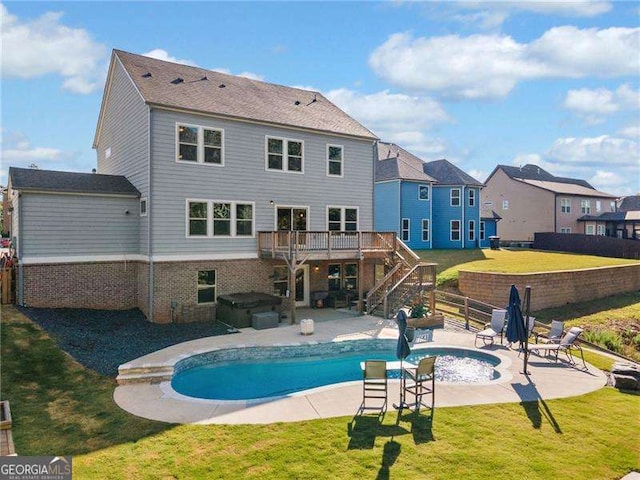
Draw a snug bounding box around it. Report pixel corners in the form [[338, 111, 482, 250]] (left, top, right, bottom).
[[22, 262, 139, 310], [458, 264, 640, 311]]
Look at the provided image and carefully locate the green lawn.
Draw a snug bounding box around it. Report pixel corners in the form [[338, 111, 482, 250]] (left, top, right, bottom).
[[2, 306, 639, 479]]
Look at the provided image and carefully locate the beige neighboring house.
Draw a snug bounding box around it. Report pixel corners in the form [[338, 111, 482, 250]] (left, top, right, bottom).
[[482, 164, 618, 242]]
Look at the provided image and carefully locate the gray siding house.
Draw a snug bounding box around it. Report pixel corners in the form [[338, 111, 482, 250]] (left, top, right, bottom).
[[12, 50, 435, 323]]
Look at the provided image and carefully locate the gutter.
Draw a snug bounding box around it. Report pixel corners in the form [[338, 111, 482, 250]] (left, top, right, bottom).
[[461, 186, 465, 249], [147, 106, 154, 322]]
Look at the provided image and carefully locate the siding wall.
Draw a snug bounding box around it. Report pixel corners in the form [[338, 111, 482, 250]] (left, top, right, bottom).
[[20, 193, 140, 257], [374, 181, 400, 233], [555, 195, 616, 234], [95, 57, 149, 255], [149, 109, 375, 256], [479, 219, 498, 248], [431, 186, 464, 249], [399, 181, 432, 249]]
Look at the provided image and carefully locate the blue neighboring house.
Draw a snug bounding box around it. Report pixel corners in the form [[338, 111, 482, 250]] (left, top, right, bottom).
[[375, 142, 494, 250]]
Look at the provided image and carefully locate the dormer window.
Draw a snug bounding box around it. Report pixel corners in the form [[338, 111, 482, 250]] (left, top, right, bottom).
[[176, 123, 224, 166]]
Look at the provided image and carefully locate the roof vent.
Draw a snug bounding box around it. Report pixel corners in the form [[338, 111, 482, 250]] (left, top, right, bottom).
[[218, 83, 226, 88], [201, 75, 208, 81], [294, 100, 301, 106], [306, 94, 317, 106], [171, 77, 184, 85], [142, 72, 152, 78]]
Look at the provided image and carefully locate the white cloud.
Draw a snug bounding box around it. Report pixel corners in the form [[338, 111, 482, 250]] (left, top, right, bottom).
[[142, 49, 198, 67], [512, 153, 544, 166], [211, 66, 264, 81], [563, 84, 640, 124], [619, 125, 640, 139], [467, 168, 488, 183], [1, 4, 107, 94], [369, 27, 640, 99]]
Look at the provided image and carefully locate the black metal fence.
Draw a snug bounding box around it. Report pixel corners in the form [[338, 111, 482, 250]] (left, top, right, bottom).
[[534, 232, 640, 259]]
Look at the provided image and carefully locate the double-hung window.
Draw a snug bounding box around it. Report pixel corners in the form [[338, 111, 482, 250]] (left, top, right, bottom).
[[586, 225, 595, 235], [480, 221, 486, 241], [502, 200, 509, 210], [450, 220, 461, 241], [450, 188, 461, 207], [140, 197, 147, 217], [560, 227, 571, 234], [266, 137, 303, 173], [596, 225, 605, 235], [327, 145, 343, 176], [177, 124, 224, 165], [273, 266, 289, 296], [468, 189, 476, 207], [401, 218, 410, 242], [581, 200, 591, 214], [327, 263, 358, 291], [596, 200, 601, 213], [187, 200, 254, 237], [561, 198, 571, 213], [344, 263, 358, 291], [197, 270, 216, 304], [468, 220, 476, 242], [327, 207, 358, 231], [418, 185, 429, 201], [421, 219, 430, 242]]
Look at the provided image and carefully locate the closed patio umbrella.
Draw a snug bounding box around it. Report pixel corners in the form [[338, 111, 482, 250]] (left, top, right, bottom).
[[505, 284, 531, 374], [394, 309, 411, 410]]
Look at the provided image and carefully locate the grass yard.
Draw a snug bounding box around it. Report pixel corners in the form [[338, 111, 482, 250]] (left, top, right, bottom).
[[2, 306, 639, 479]]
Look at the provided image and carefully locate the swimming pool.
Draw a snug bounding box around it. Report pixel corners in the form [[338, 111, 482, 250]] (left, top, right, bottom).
[[171, 341, 502, 401]]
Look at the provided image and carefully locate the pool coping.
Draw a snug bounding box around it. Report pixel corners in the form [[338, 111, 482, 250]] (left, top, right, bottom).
[[114, 315, 607, 425]]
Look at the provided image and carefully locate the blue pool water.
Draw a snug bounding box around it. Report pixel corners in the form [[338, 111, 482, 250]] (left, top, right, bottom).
[[171, 346, 501, 400]]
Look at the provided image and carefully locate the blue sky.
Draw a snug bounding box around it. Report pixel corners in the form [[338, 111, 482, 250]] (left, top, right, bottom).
[[2, 1, 639, 195]]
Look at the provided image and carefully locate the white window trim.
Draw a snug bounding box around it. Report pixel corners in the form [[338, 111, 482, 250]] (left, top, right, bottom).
[[502, 200, 509, 210], [560, 227, 572, 234], [196, 269, 217, 305], [450, 188, 461, 207], [326, 206, 359, 231], [468, 220, 476, 242], [560, 198, 571, 214], [580, 199, 591, 214], [468, 189, 475, 207], [597, 224, 605, 235], [274, 205, 310, 231], [401, 218, 410, 242], [421, 219, 430, 242], [450, 220, 461, 241], [343, 262, 358, 290], [418, 184, 430, 201], [586, 225, 595, 235], [480, 221, 486, 241], [326, 144, 344, 178], [175, 123, 225, 166], [186, 199, 255, 238], [140, 197, 147, 217], [265, 135, 305, 174]]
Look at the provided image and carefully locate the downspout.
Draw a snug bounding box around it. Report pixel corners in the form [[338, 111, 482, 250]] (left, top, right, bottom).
[[397, 180, 401, 238], [429, 183, 433, 249], [147, 106, 154, 322], [553, 193, 557, 235], [17, 192, 23, 306], [461, 185, 465, 249]]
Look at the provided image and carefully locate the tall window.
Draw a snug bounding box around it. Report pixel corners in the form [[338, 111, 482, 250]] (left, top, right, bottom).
[[596, 225, 605, 235], [468, 189, 476, 207], [421, 219, 430, 242], [328, 207, 358, 231], [468, 220, 476, 242], [273, 266, 289, 296], [418, 185, 429, 201], [140, 197, 147, 217], [401, 218, 410, 242], [266, 137, 303, 173], [187, 200, 254, 237], [344, 263, 358, 291], [328, 264, 341, 291], [450, 220, 461, 241], [610, 201, 616, 212], [581, 200, 591, 214], [561, 198, 571, 213], [327, 145, 343, 176], [596, 200, 601, 213], [197, 270, 216, 304], [480, 221, 486, 241], [451, 188, 461, 206], [177, 124, 224, 165], [502, 200, 509, 210]]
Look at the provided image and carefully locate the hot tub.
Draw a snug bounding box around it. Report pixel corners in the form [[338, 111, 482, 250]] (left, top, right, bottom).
[[216, 292, 282, 328]]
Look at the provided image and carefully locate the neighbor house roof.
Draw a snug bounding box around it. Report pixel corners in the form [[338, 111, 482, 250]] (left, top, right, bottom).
[[423, 159, 483, 187], [111, 50, 377, 141], [375, 142, 436, 182], [618, 195, 640, 212], [9, 167, 140, 196], [481, 209, 502, 220], [494, 164, 593, 189], [516, 178, 616, 198], [579, 211, 640, 222]]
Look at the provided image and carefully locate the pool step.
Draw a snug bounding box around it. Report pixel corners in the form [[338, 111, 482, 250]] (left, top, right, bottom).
[[117, 365, 174, 385]]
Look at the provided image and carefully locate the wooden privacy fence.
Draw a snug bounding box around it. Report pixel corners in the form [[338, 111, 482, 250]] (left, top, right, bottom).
[[1, 267, 13, 304]]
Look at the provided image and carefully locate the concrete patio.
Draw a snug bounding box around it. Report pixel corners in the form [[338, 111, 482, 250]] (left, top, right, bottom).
[[114, 310, 607, 425]]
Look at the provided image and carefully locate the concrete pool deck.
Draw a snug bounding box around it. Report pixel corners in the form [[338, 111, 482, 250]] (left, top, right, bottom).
[[114, 314, 607, 425]]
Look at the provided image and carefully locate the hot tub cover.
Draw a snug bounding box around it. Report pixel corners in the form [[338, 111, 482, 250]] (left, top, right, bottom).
[[217, 292, 282, 309]]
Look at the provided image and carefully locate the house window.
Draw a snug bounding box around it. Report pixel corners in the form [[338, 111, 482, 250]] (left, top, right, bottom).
[[418, 185, 429, 201], [450, 220, 461, 241], [469, 220, 476, 242], [328, 264, 341, 291], [468, 189, 476, 207], [610, 201, 616, 212], [450, 188, 461, 207], [560, 227, 572, 234], [177, 124, 224, 165], [327, 145, 343, 176], [197, 270, 216, 304], [140, 197, 147, 217], [188, 201, 208, 236], [328, 207, 358, 231], [401, 218, 410, 242], [581, 200, 591, 214], [596, 200, 601, 213], [273, 266, 289, 296], [266, 137, 303, 173], [597, 225, 605, 235], [187, 200, 254, 237], [344, 263, 358, 291], [502, 200, 509, 210], [421, 219, 430, 242], [561, 198, 571, 213], [480, 221, 486, 241], [586, 225, 595, 235]]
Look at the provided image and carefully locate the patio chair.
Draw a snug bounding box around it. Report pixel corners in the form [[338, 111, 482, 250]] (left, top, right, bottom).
[[361, 360, 388, 413], [533, 320, 564, 344], [402, 356, 436, 412], [527, 326, 586, 368], [475, 309, 507, 347]]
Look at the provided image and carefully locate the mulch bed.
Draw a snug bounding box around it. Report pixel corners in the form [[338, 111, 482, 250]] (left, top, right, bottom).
[[19, 307, 228, 377]]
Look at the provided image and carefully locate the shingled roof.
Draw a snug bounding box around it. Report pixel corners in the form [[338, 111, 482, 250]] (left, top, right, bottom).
[[423, 159, 483, 186], [9, 167, 139, 196], [494, 164, 593, 189], [618, 195, 640, 212], [112, 50, 376, 140], [375, 142, 436, 182]]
